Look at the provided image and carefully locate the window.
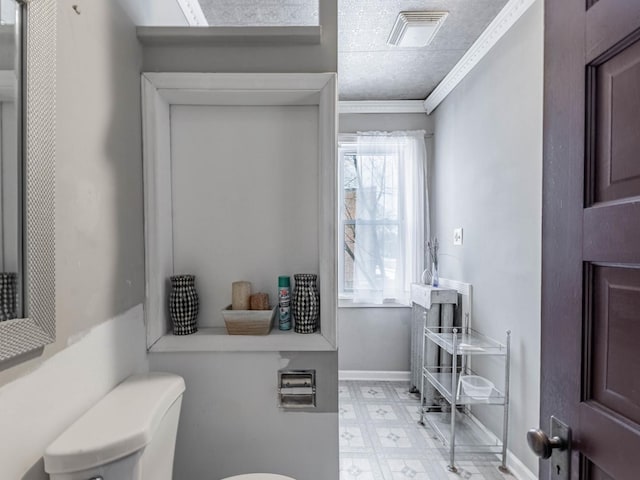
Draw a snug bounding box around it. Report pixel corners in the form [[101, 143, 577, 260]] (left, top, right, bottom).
[[338, 132, 426, 305]]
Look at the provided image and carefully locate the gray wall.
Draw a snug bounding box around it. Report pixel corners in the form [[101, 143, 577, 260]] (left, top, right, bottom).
[[0, 25, 16, 70], [170, 105, 320, 326], [339, 112, 433, 134], [1, 0, 145, 385], [338, 112, 433, 372], [150, 351, 338, 480], [146, 4, 340, 479], [56, 0, 145, 335], [117, 0, 187, 26], [430, 0, 543, 473], [141, 0, 336, 73], [0, 1, 148, 478], [338, 306, 412, 371]]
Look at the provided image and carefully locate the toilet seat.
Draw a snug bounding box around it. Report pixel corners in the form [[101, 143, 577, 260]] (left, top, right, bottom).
[[222, 475, 296, 480]]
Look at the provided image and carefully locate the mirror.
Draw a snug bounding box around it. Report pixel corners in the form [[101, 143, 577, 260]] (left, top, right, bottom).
[[0, 0, 56, 363], [0, 0, 22, 322]]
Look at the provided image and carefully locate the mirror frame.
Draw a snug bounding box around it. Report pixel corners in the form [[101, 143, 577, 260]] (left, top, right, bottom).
[[0, 0, 56, 362]]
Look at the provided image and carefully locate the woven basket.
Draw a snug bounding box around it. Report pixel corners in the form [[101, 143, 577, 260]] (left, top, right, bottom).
[[222, 305, 276, 335]]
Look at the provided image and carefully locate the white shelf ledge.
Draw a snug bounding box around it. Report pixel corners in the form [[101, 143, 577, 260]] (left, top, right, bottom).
[[137, 26, 322, 46], [149, 327, 336, 353]]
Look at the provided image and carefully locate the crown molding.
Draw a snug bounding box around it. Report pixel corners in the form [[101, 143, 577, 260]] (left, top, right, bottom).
[[424, 0, 536, 114], [339, 100, 427, 115], [176, 0, 208, 26]]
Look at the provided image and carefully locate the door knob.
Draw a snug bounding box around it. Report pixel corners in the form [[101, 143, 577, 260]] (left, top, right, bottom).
[[527, 428, 566, 459]]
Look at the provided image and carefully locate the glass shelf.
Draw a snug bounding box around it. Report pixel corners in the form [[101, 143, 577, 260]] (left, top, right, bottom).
[[424, 326, 507, 356], [419, 325, 510, 471], [422, 411, 503, 454], [422, 367, 506, 406]]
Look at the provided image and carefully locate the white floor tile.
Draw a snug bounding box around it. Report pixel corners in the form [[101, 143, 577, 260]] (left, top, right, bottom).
[[340, 403, 357, 420], [340, 426, 366, 448], [361, 386, 388, 399], [340, 381, 507, 480], [367, 404, 398, 421], [376, 427, 413, 448], [340, 457, 378, 480]]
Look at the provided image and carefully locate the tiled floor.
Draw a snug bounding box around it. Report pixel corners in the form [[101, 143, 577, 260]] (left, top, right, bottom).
[[339, 380, 514, 480]]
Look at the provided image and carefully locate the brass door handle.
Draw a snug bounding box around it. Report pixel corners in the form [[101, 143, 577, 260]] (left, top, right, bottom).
[[527, 428, 567, 459]]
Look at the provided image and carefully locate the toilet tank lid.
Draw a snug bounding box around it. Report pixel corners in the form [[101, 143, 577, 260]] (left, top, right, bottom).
[[44, 372, 185, 474]]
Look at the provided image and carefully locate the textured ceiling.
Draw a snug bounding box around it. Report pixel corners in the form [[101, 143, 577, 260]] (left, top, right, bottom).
[[198, 0, 319, 26], [338, 0, 509, 100], [195, 0, 509, 101]]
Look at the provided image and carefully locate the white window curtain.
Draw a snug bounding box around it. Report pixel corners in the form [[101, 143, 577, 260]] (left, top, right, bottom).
[[350, 130, 427, 304]]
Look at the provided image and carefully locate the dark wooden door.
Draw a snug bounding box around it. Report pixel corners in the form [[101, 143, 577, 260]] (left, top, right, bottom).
[[542, 0, 640, 479]]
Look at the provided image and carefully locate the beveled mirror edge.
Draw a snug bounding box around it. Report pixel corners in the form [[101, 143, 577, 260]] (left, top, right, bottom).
[[0, 0, 56, 362]]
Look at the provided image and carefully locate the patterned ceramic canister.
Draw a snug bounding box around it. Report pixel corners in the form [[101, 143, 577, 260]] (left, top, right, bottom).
[[0, 272, 17, 321], [169, 274, 199, 335], [292, 273, 319, 334]]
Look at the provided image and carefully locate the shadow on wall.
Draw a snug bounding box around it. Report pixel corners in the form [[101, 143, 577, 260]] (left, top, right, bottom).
[[22, 459, 45, 480], [9, 1, 147, 478], [102, 0, 145, 316], [55, 0, 145, 347], [0, 348, 43, 373]]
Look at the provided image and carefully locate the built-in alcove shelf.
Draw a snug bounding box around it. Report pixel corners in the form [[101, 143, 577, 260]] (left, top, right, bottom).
[[150, 329, 336, 353], [137, 26, 322, 46], [142, 73, 338, 353]]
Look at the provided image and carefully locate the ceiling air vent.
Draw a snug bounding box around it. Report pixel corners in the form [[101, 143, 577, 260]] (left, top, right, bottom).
[[387, 11, 449, 48]]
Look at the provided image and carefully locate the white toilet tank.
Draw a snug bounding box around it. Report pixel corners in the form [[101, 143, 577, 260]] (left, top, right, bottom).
[[44, 372, 185, 480]]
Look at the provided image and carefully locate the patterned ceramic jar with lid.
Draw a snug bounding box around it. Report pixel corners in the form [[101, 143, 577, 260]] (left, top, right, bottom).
[[292, 273, 319, 334], [169, 274, 199, 335]]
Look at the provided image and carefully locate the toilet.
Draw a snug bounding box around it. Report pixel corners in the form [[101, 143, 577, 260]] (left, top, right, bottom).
[[44, 372, 295, 480]]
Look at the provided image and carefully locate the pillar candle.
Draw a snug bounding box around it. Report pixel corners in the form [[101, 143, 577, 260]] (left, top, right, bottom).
[[232, 281, 251, 310]]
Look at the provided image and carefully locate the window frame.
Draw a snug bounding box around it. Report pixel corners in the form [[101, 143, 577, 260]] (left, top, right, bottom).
[[337, 140, 409, 305]]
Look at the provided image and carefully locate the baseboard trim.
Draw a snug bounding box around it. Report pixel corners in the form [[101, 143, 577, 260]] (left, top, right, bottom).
[[339, 370, 411, 381], [467, 413, 538, 480], [505, 451, 537, 480]]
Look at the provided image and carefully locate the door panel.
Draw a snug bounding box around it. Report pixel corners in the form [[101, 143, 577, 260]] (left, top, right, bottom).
[[583, 203, 640, 263], [585, 461, 615, 480], [594, 38, 640, 203], [579, 401, 640, 480], [543, 0, 640, 479], [590, 266, 640, 424], [586, 0, 640, 60]]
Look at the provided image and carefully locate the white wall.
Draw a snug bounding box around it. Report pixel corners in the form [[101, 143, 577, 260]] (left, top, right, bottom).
[[150, 351, 338, 480], [0, 0, 146, 383], [338, 112, 433, 373], [339, 112, 433, 134], [430, 1, 543, 474], [338, 306, 411, 371], [55, 0, 145, 333], [0, 306, 149, 480], [117, 0, 187, 26], [152, 89, 338, 480], [171, 105, 320, 325], [0, 1, 148, 477], [141, 0, 337, 73], [144, 4, 340, 480]]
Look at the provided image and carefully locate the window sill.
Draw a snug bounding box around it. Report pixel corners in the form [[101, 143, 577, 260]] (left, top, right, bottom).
[[148, 328, 336, 353], [338, 299, 411, 309]]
